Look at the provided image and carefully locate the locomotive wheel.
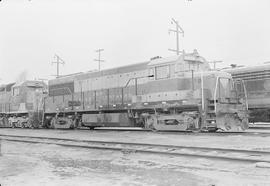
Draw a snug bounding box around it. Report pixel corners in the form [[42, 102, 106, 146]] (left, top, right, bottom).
[[27, 120, 34, 129], [20, 122, 25, 128], [73, 118, 80, 129], [11, 122, 16, 128], [8, 120, 12, 128], [43, 119, 51, 128], [50, 118, 56, 129], [69, 123, 75, 129], [145, 115, 157, 131], [0, 117, 8, 127]]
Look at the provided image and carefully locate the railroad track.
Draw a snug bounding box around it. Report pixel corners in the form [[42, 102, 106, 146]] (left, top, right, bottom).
[[249, 126, 270, 130], [1, 134, 270, 164], [1, 126, 270, 136]]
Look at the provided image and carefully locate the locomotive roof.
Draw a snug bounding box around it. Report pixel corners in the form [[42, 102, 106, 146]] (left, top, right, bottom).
[[49, 61, 149, 85], [75, 61, 149, 81], [148, 52, 206, 66], [225, 63, 270, 74], [148, 55, 179, 66], [224, 63, 270, 81], [0, 82, 16, 92], [13, 80, 46, 88], [49, 50, 209, 85]]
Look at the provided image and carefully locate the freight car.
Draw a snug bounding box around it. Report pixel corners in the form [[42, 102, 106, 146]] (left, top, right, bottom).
[[226, 63, 270, 123], [44, 50, 249, 132], [0, 80, 47, 128]]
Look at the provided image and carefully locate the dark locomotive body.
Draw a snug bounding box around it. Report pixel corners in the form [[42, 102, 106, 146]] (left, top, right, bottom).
[[227, 64, 270, 123]]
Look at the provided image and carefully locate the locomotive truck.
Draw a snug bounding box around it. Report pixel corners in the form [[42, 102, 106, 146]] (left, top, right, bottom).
[[43, 50, 249, 132]]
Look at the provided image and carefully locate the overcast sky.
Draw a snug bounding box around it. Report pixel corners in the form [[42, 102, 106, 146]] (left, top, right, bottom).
[[0, 0, 270, 84]]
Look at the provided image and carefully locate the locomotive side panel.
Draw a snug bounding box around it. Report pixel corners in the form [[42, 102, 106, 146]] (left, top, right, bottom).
[[244, 79, 270, 122], [0, 90, 12, 113], [46, 62, 149, 113], [244, 79, 270, 108], [227, 65, 270, 122]]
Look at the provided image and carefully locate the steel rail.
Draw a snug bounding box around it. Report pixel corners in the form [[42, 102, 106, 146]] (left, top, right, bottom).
[[1, 134, 270, 163], [1, 133, 270, 154], [249, 126, 270, 130], [1, 126, 270, 136]]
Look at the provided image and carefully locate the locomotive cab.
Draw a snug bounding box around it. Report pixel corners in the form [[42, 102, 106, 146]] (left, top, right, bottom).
[[142, 55, 249, 132]]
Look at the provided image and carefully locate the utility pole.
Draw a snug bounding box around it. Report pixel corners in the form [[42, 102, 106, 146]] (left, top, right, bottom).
[[94, 49, 105, 71], [168, 18, 184, 55], [209, 60, 222, 70], [52, 54, 65, 77]]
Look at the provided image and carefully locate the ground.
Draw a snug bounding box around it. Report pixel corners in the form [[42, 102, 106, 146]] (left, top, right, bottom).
[[0, 129, 270, 186]]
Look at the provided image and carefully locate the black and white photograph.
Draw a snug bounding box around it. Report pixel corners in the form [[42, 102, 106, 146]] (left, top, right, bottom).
[[0, 0, 270, 185]]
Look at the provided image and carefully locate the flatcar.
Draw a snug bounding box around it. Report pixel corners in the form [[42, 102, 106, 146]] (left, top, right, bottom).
[[0, 80, 47, 128], [226, 63, 270, 123], [44, 50, 249, 132]]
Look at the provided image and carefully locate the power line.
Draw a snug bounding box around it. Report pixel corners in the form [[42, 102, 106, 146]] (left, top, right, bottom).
[[94, 49, 105, 71], [168, 18, 184, 55], [52, 54, 65, 78]]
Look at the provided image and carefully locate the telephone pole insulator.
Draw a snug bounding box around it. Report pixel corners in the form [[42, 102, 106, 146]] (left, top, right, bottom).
[[168, 18, 184, 55]]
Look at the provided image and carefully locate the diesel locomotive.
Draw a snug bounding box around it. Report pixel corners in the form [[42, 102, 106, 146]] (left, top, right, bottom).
[[226, 63, 270, 123], [0, 80, 47, 128], [43, 50, 248, 131], [0, 50, 249, 131]]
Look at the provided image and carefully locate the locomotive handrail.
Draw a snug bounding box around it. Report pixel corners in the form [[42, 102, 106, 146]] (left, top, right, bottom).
[[200, 71, 204, 112], [213, 76, 219, 114], [233, 79, 249, 110], [241, 79, 249, 110], [124, 75, 154, 88], [125, 75, 154, 96]]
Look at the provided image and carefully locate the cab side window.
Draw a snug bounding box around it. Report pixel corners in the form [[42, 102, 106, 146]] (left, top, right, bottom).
[[13, 87, 20, 96], [149, 68, 154, 80], [155, 65, 170, 80]]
